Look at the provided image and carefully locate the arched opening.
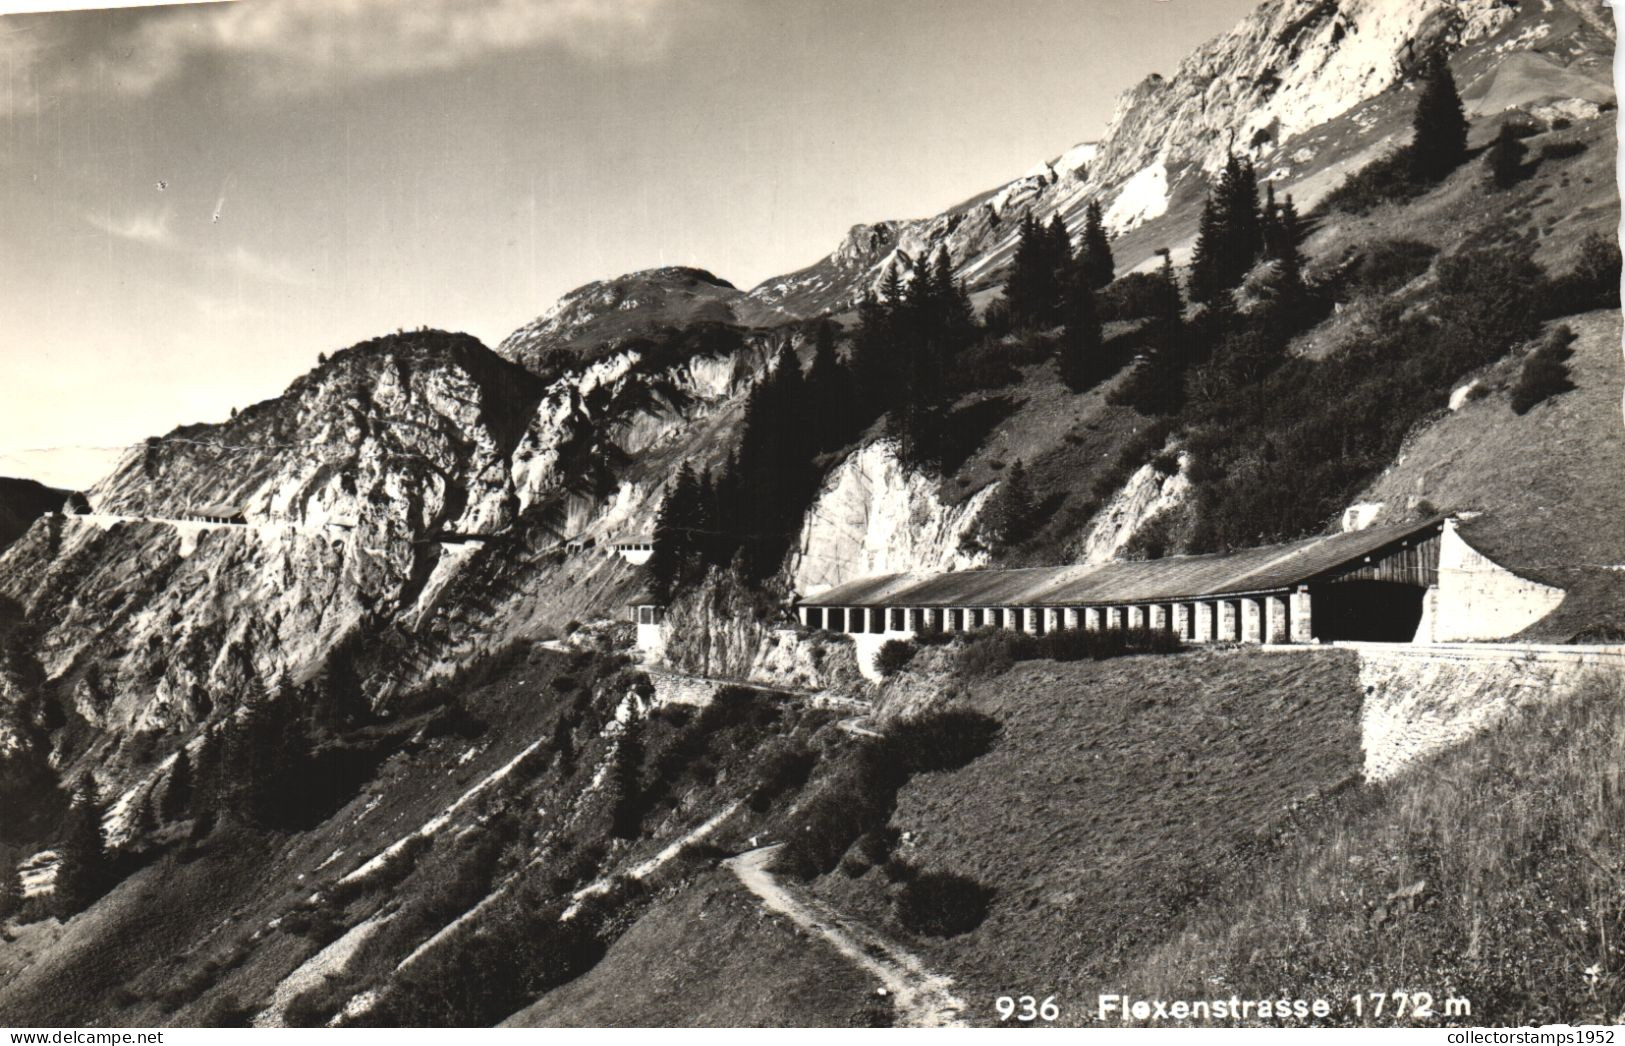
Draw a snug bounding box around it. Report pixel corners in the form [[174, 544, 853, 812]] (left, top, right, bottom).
[[1312, 581, 1427, 642]]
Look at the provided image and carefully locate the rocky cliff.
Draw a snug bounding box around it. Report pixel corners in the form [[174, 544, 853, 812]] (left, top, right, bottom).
[[750, 0, 1612, 313]]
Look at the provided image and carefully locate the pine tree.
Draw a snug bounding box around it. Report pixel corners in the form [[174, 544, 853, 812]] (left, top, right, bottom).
[[52, 774, 109, 919], [1057, 246, 1103, 392], [987, 459, 1037, 548], [647, 462, 702, 603], [609, 706, 645, 839], [162, 746, 194, 822], [0, 849, 21, 924], [1410, 52, 1468, 185], [1111, 255, 1190, 415], [1485, 121, 1527, 190], [803, 318, 849, 451], [1188, 193, 1226, 304], [1080, 200, 1115, 291], [1003, 213, 1064, 330]]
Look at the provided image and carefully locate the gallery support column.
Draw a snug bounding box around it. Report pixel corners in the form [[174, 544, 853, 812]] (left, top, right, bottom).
[[1127, 606, 1147, 630], [1216, 600, 1239, 642], [1240, 598, 1262, 644], [1149, 605, 1169, 632], [1289, 587, 1314, 644], [1085, 608, 1102, 631], [1194, 602, 1214, 642], [1265, 595, 1289, 643], [1172, 603, 1191, 639]]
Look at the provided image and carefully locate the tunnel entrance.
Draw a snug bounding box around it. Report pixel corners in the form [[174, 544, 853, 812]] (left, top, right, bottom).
[[1312, 580, 1427, 642]]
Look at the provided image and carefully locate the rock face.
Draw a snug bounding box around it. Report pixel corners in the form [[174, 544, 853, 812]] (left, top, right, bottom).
[[749, 0, 1611, 314], [1077, 453, 1191, 564], [497, 267, 789, 372], [787, 441, 992, 597], [0, 324, 786, 797]]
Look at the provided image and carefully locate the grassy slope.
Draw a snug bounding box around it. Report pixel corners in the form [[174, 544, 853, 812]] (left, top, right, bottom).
[[1123, 670, 1625, 1027], [811, 648, 1363, 1025], [505, 871, 880, 1028], [1356, 308, 1625, 636]]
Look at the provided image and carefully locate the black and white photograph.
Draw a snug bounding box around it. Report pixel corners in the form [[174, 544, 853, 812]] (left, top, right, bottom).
[[0, 0, 1621, 1032]]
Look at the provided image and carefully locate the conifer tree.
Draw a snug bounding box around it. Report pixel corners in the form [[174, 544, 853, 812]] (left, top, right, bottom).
[[1410, 52, 1468, 185], [609, 706, 645, 839], [1485, 121, 1527, 190], [647, 461, 702, 603], [1111, 255, 1190, 415], [161, 745, 194, 822], [0, 849, 21, 924], [1080, 200, 1115, 291], [1057, 246, 1103, 392], [52, 774, 109, 919], [803, 318, 850, 450], [987, 459, 1037, 548]]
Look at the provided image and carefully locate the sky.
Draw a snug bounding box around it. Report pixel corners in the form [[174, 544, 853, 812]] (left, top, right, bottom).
[[0, 0, 1260, 489]]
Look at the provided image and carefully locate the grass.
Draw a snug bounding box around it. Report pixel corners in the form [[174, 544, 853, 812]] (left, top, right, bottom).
[[504, 872, 879, 1027], [824, 648, 1365, 1018], [1125, 670, 1625, 1027]]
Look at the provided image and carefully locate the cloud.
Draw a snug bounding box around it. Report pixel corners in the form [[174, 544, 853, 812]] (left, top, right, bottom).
[[7, 0, 694, 106], [83, 206, 176, 246], [223, 244, 310, 285]]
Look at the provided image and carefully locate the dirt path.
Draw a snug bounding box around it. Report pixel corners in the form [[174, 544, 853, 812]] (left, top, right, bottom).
[[725, 845, 967, 1028]]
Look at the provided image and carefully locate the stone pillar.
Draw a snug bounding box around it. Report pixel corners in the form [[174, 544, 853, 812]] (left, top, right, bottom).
[[1063, 608, 1081, 631], [1240, 597, 1262, 643], [1172, 603, 1191, 638], [1128, 605, 1147, 630], [1044, 608, 1061, 634], [1265, 595, 1289, 643], [1107, 606, 1125, 631], [1084, 607, 1102, 631], [1194, 602, 1214, 642], [1289, 588, 1314, 644], [1217, 600, 1239, 642], [1150, 604, 1169, 632], [1025, 607, 1042, 634]]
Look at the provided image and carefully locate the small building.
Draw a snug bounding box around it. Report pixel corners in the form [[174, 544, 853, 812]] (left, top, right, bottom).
[[794, 517, 1563, 648], [187, 504, 246, 525], [611, 534, 656, 566], [627, 595, 665, 653]]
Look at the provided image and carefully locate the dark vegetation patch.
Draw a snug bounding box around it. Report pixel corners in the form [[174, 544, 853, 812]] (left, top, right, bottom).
[[954, 626, 1184, 678], [894, 871, 996, 938], [770, 708, 1001, 882]]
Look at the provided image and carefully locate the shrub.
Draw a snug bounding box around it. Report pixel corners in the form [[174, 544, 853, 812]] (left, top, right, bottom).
[[947, 341, 1022, 394], [1097, 272, 1169, 321], [1510, 324, 1578, 415], [1317, 148, 1421, 215], [954, 626, 1183, 677], [894, 871, 995, 937], [747, 739, 818, 812], [1539, 139, 1588, 161], [881, 709, 1001, 774], [1545, 231, 1621, 317], [874, 640, 916, 678], [1338, 238, 1438, 295]]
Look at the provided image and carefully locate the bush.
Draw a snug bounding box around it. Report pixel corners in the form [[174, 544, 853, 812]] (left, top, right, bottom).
[[1338, 238, 1438, 295], [953, 626, 1183, 677], [1316, 148, 1421, 216], [947, 341, 1022, 394], [1539, 139, 1588, 161], [894, 871, 994, 937], [1510, 324, 1578, 415], [1545, 231, 1621, 317], [874, 640, 917, 678], [881, 709, 1001, 774], [1097, 272, 1170, 322], [747, 739, 818, 812]]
